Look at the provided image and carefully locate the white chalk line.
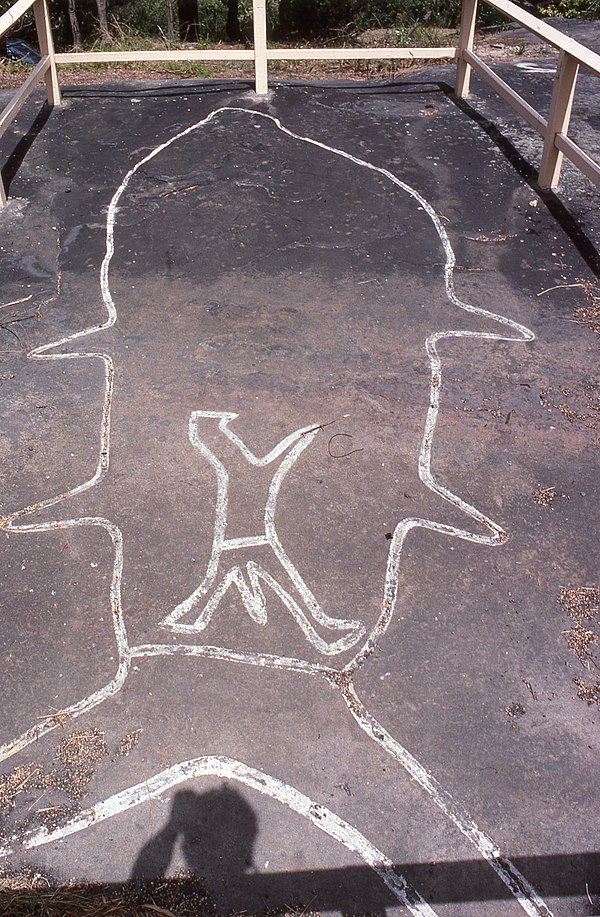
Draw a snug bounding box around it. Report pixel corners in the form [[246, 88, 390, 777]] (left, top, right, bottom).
[[0, 107, 550, 915], [0, 514, 130, 763], [132, 642, 333, 675], [340, 682, 552, 917], [0, 755, 436, 917]]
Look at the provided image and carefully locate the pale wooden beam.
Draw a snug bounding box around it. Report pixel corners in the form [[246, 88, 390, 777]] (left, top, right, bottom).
[[266, 47, 457, 60], [0, 55, 51, 208], [555, 132, 600, 190], [455, 0, 478, 97], [33, 0, 61, 106], [0, 56, 50, 139], [55, 47, 457, 64], [252, 0, 268, 94], [55, 49, 255, 61], [538, 50, 579, 189], [0, 0, 35, 39], [462, 49, 547, 135]]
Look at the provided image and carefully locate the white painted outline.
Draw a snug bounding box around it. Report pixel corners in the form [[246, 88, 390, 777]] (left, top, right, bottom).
[[340, 682, 551, 916], [0, 755, 435, 916], [0, 107, 551, 916], [515, 62, 557, 74], [160, 410, 366, 655]]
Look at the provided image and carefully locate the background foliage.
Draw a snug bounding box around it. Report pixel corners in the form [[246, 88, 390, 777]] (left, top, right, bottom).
[[0, 0, 598, 50]]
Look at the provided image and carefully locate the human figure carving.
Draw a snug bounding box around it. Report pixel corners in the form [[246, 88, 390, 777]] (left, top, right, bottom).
[[161, 410, 365, 655]]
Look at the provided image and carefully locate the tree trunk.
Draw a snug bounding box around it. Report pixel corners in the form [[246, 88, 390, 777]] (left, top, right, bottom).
[[165, 0, 175, 41], [279, 0, 293, 36], [178, 0, 199, 40], [95, 0, 111, 43], [225, 0, 241, 41], [67, 0, 82, 49]]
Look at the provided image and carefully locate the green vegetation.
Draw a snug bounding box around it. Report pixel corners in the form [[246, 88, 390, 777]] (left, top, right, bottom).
[[0, 0, 492, 50], [0, 0, 597, 54], [538, 0, 599, 16]]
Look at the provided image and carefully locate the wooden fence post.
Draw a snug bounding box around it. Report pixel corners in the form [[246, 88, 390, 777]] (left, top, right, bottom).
[[33, 0, 61, 106], [252, 0, 268, 94], [538, 49, 579, 189], [455, 0, 478, 98]]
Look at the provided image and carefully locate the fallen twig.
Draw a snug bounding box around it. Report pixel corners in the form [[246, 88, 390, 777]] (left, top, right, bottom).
[[0, 323, 23, 344], [302, 419, 337, 436], [327, 433, 364, 459], [36, 707, 70, 730], [537, 282, 584, 297], [0, 295, 32, 311]]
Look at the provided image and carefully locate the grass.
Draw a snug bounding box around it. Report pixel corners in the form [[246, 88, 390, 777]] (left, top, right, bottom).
[[0, 869, 324, 916], [0, 21, 459, 88], [0, 869, 216, 917], [59, 34, 217, 79]]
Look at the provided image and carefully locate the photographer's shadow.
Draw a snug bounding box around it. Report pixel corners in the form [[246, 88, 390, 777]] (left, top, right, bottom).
[[132, 785, 257, 914], [131, 785, 393, 915]]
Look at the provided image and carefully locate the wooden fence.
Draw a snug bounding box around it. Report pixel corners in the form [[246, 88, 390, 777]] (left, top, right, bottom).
[[457, 0, 600, 191], [1, 0, 599, 208], [0, 0, 59, 206]]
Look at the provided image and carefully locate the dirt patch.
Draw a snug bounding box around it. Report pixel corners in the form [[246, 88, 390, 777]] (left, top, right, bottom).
[[573, 679, 600, 705], [55, 728, 108, 800], [0, 727, 142, 839], [0, 866, 327, 915], [504, 701, 526, 727], [0, 867, 216, 917], [539, 384, 599, 431], [558, 586, 600, 706], [0, 764, 44, 810], [559, 585, 600, 623], [116, 729, 143, 758], [574, 278, 600, 337], [532, 485, 556, 506], [562, 621, 598, 665]]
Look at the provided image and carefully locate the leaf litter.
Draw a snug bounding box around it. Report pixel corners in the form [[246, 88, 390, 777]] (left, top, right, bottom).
[[558, 587, 600, 706]]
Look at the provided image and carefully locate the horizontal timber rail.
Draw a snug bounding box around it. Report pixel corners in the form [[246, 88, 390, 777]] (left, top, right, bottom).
[[1, 0, 599, 207], [0, 54, 51, 137], [456, 0, 600, 190], [265, 48, 456, 60], [54, 48, 456, 65]]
